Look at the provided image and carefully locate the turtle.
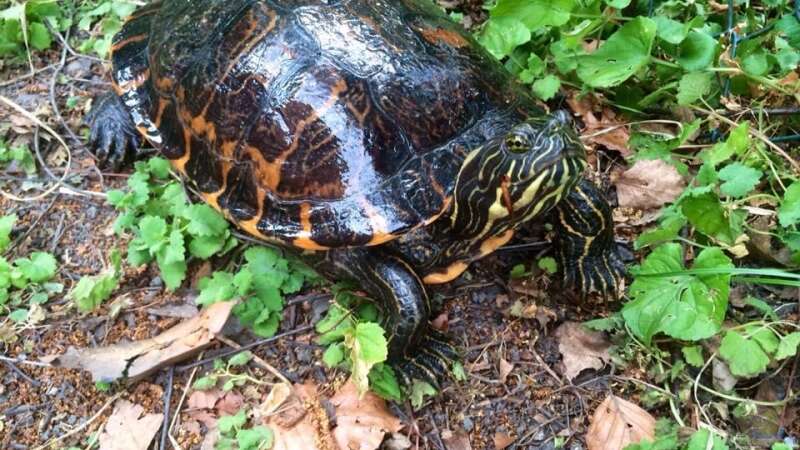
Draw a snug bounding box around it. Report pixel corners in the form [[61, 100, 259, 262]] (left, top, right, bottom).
[[86, 0, 625, 386]]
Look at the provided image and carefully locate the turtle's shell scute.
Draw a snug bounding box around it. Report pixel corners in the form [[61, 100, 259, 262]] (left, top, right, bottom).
[[116, 0, 535, 249]]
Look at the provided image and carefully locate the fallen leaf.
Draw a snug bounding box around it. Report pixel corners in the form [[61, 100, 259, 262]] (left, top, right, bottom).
[[614, 159, 685, 210], [712, 359, 738, 392], [554, 322, 612, 381], [384, 433, 413, 450], [568, 93, 632, 157], [442, 429, 472, 450], [99, 400, 163, 450], [586, 395, 655, 450], [216, 391, 244, 416], [494, 431, 515, 449], [187, 390, 223, 410], [266, 382, 337, 450], [44, 302, 234, 383], [332, 379, 403, 450], [498, 358, 514, 384]]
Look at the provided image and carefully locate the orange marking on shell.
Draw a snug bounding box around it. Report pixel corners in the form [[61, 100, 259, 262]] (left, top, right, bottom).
[[111, 34, 147, 52], [155, 76, 175, 93], [172, 128, 192, 174], [479, 229, 515, 256], [423, 261, 469, 285], [237, 187, 274, 242], [418, 27, 469, 48], [155, 98, 170, 127], [293, 203, 329, 250]]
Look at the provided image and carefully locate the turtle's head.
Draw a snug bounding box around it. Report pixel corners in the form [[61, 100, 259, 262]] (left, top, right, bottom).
[[450, 110, 587, 237]]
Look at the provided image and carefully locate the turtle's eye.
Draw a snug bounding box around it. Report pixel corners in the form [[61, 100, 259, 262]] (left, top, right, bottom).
[[505, 134, 529, 153]]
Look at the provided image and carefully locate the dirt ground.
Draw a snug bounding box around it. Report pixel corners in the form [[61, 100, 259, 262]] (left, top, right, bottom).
[[1, 2, 797, 450]]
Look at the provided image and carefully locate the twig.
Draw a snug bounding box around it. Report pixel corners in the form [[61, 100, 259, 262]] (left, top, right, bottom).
[[3, 360, 41, 386], [176, 325, 313, 372], [216, 335, 291, 384], [160, 366, 175, 450], [4, 193, 60, 257], [49, 26, 88, 153], [0, 355, 52, 368], [693, 104, 800, 174], [168, 353, 204, 449], [0, 95, 73, 203], [33, 392, 122, 450]]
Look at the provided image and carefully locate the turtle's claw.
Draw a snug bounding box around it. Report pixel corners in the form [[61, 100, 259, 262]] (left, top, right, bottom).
[[391, 330, 459, 390], [85, 92, 141, 171]]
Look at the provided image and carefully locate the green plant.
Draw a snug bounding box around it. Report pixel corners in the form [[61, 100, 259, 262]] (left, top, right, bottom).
[[107, 157, 238, 290], [67, 249, 122, 312], [0, 140, 35, 175], [216, 409, 274, 450], [0, 0, 61, 57]]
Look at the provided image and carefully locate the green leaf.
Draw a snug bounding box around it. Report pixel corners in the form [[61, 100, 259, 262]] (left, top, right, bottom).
[[677, 31, 717, 71], [228, 351, 253, 367], [686, 429, 728, 450], [236, 426, 273, 450], [654, 16, 688, 44], [9, 308, 29, 323], [197, 272, 237, 306], [605, 0, 631, 7], [0, 214, 17, 253], [185, 204, 228, 237], [490, 0, 575, 30], [719, 330, 770, 377], [368, 363, 403, 402], [741, 48, 770, 76], [15, 252, 57, 283], [700, 123, 750, 166], [635, 208, 687, 249], [323, 343, 345, 368], [27, 22, 51, 50], [138, 216, 168, 251], [147, 157, 172, 179], [682, 346, 705, 367], [532, 75, 561, 100], [676, 72, 713, 105], [345, 322, 388, 394], [622, 244, 733, 345], [778, 181, 800, 227], [718, 163, 762, 198], [316, 303, 355, 345], [155, 252, 186, 291], [188, 234, 226, 259], [409, 380, 437, 410], [681, 191, 739, 244], [576, 17, 657, 88], [70, 270, 120, 313], [776, 15, 800, 49], [537, 257, 558, 275], [776, 332, 800, 360], [218, 410, 247, 435], [193, 376, 217, 390], [478, 17, 530, 60]]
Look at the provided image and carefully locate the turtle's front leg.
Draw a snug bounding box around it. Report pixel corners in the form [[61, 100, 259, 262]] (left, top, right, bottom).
[[319, 248, 457, 387], [84, 92, 142, 170], [551, 178, 626, 296]]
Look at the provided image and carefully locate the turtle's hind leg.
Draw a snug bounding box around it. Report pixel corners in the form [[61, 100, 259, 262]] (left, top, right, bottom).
[[318, 248, 458, 389], [551, 178, 626, 296]]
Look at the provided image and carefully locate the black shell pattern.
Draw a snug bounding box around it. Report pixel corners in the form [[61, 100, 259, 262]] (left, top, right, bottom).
[[111, 0, 541, 250]]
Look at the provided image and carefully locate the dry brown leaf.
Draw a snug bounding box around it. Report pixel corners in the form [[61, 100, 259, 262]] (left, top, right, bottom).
[[614, 160, 685, 210], [187, 389, 223, 410], [99, 400, 163, 450], [332, 379, 403, 450], [554, 322, 612, 381], [586, 395, 655, 450], [216, 391, 244, 416], [267, 382, 338, 450], [494, 432, 515, 449], [44, 302, 234, 383], [498, 358, 514, 384], [567, 93, 632, 157], [442, 429, 472, 450]]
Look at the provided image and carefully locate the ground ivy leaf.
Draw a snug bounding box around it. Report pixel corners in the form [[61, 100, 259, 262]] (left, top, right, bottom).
[[184, 204, 228, 237], [410, 380, 437, 410], [28, 21, 51, 50], [676, 72, 713, 105], [719, 330, 770, 377], [138, 216, 167, 251], [218, 410, 247, 435], [532, 74, 561, 100], [0, 214, 17, 253], [686, 429, 728, 450], [681, 191, 737, 244], [778, 181, 800, 227], [576, 17, 656, 88], [605, 0, 631, 8], [718, 163, 762, 198], [323, 343, 345, 368], [345, 322, 388, 394], [490, 0, 575, 30], [677, 30, 717, 71], [197, 271, 236, 306], [682, 345, 705, 367], [776, 332, 800, 360], [236, 426, 273, 450], [15, 252, 57, 283], [654, 16, 688, 44], [478, 17, 530, 59], [368, 363, 403, 402], [622, 244, 732, 345], [147, 157, 172, 179], [701, 123, 750, 166], [635, 207, 687, 249]]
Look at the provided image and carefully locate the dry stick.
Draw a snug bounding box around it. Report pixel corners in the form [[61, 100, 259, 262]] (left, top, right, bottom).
[[160, 366, 175, 450], [0, 355, 52, 368], [216, 334, 291, 385], [168, 354, 204, 449], [33, 392, 122, 450], [693, 104, 800, 175], [0, 94, 73, 202]]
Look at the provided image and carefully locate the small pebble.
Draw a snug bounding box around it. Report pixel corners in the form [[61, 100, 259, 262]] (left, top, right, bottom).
[[462, 417, 473, 431]]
